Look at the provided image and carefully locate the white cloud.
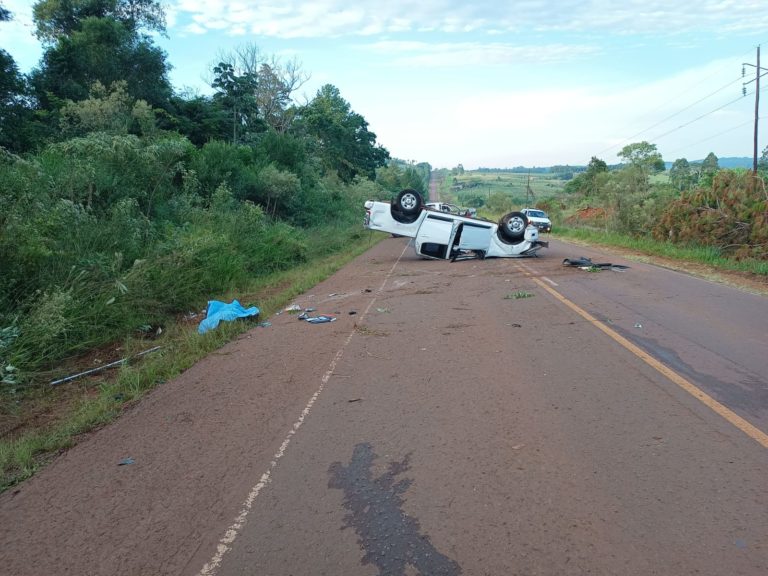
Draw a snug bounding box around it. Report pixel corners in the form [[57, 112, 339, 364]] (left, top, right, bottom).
[[364, 40, 601, 67], [363, 55, 755, 167], [167, 0, 768, 38], [184, 22, 208, 35]]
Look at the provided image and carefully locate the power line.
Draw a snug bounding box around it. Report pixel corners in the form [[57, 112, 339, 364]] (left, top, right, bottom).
[[653, 80, 768, 159], [596, 74, 746, 156], [596, 46, 762, 159], [649, 91, 751, 143], [663, 120, 754, 158], [598, 49, 753, 154]]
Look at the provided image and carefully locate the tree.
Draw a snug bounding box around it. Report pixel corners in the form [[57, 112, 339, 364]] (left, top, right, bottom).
[[59, 80, 156, 136], [586, 156, 608, 174], [701, 152, 719, 175], [30, 16, 172, 111], [694, 152, 720, 188], [584, 156, 608, 196], [211, 43, 309, 133], [617, 141, 665, 195], [211, 61, 261, 145], [298, 84, 388, 182], [376, 162, 426, 195], [165, 92, 230, 146], [669, 158, 692, 191], [0, 5, 39, 152], [759, 144, 768, 174], [617, 141, 665, 173], [255, 63, 293, 133], [32, 0, 165, 42], [0, 49, 33, 151], [563, 156, 607, 197], [0, 47, 24, 111]]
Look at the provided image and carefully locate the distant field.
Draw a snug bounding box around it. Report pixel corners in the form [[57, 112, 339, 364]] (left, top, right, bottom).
[[438, 171, 568, 209]]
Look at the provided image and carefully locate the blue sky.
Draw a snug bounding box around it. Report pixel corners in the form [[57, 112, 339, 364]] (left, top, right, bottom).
[[2, 0, 767, 169]]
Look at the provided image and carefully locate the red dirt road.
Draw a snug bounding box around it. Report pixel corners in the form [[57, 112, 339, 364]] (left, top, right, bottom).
[[2, 236, 768, 576]]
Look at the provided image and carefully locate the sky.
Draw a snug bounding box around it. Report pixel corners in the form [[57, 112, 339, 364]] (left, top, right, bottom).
[[2, 0, 767, 169]]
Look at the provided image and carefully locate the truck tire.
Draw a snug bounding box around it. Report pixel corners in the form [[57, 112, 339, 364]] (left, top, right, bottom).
[[391, 189, 423, 224], [498, 211, 528, 243], [395, 189, 422, 214]]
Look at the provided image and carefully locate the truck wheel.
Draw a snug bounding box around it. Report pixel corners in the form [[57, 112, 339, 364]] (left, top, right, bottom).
[[395, 189, 422, 214], [498, 211, 528, 242], [391, 189, 423, 224]]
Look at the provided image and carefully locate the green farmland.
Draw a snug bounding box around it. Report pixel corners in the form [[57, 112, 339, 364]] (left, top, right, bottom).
[[435, 170, 569, 216]]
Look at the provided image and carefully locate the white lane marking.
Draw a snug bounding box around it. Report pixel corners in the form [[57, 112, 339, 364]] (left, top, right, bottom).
[[541, 276, 558, 287], [197, 244, 409, 576]]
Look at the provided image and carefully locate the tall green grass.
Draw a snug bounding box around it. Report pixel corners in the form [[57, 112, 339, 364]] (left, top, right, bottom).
[[0, 135, 375, 397], [0, 224, 379, 490]]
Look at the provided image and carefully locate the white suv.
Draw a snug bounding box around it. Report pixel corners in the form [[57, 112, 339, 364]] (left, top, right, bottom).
[[520, 208, 552, 233]]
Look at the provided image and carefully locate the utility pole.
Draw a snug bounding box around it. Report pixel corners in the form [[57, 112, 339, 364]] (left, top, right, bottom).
[[743, 45, 768, 175], [525, 172, 535, 206]]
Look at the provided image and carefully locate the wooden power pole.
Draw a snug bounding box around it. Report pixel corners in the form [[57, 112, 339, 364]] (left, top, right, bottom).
[[743, 45, 767, 175]]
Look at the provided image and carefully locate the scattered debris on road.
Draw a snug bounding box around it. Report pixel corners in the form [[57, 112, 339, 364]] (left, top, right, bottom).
[[562, 257, 629, 272], [304, 315, 337, 324]]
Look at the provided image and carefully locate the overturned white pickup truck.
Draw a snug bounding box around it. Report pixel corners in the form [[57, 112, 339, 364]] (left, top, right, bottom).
[[364, 189, 548, 260]]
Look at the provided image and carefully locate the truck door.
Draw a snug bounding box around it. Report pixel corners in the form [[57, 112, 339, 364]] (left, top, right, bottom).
[[415, 213, 454, 259], [455, 221, 493, 252]]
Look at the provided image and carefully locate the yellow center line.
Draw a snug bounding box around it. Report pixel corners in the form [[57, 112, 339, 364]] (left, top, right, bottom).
[[518, 266, 768, 449]]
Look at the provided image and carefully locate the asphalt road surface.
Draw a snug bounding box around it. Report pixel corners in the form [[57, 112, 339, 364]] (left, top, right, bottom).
[[2, 235, 767, 576]]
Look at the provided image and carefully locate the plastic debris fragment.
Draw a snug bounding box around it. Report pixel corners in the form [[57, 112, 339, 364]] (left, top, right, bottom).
[[198, 300, 260, 334], [305, 315, 337, 324]]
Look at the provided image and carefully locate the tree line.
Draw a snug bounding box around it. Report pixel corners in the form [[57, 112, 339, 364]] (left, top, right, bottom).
[[0, 1, 393, 182], [554, 141, 768, 260]]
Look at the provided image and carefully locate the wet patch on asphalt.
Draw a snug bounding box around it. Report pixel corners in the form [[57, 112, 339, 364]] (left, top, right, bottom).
[[616, 328, 768, 420], [328, 443, 462, 576]]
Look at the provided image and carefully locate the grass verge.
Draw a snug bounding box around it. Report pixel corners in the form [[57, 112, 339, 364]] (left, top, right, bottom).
[[0, 231, 383, 492]]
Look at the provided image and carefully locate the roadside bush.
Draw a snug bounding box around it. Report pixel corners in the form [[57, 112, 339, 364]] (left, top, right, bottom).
[[615, 187, 676, 237], [486, 192, 516, 214], [254, 131, 310, 176], [190, 140, 262, 201], [250, 164, 301, 217], [654, 170, 768, 259], [0, 131, 375, 396], [286, 175, 370, 228], [37, 133, 193, 217]]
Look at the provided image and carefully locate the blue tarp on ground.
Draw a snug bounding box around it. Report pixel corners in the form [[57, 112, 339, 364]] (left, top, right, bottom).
[[198, 299, 260, 334]]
